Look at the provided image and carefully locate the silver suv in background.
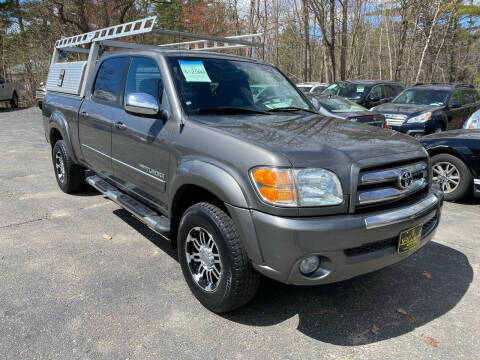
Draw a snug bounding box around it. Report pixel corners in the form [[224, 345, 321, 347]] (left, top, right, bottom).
[[297, 82, 329, 94]]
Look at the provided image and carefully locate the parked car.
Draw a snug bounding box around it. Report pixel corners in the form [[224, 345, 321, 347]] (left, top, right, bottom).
[[43, 19, 444, 313], [36, 82, 46, 109], [322, 80, 404, 109], [421, 129, 480, 201], [0, 74, 19, 108], [297, 82, 329, 94], [306, 94, 385, 127], [372, 84, 480, 137], [464, 108, 480, 129]]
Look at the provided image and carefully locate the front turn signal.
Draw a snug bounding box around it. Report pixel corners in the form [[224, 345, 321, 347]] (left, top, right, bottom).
[[250, 167, 297, 206]]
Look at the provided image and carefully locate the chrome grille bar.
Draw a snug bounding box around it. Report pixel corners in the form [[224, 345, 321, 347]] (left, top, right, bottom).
[[358, 178, 427, 205], [360, 161, 427, 186]]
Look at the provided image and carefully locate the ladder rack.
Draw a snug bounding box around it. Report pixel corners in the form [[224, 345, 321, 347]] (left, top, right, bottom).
[[48, 16, 263, 97]]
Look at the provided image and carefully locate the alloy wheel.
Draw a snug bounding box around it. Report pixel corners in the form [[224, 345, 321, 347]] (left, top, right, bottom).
[[185, 226, 222, 292], [432, 161, 460, 193], [55, 151, 65, 183]]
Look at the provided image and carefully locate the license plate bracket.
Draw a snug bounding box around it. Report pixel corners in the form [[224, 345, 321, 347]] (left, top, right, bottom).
[[398, 224, 422, 254]]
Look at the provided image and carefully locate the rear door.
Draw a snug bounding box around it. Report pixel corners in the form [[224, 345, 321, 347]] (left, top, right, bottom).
[[462, 89, 479, 118], [78, 56, 129, 176], [111, 56, 170, 211]]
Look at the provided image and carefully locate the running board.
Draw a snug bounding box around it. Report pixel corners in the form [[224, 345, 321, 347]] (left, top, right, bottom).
[[86, 175, 170, 237]]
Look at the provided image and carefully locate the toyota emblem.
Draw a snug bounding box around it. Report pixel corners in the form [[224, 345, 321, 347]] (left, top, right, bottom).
[[399, 169, 413, 189]]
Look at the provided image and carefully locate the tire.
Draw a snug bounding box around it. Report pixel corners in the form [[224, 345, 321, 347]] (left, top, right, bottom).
[[177, 202, 260, 313], [10, 92, 18, 108], [431, 153, 472, 201], [52, 140, 85, 193]]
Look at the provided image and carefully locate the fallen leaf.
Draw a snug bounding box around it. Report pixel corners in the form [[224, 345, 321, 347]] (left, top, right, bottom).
[[396, 308, 408, 315], [102, 234, 112, 240], [312, 306, 328, 315], [425, 337, 439, 347], [423, 271, 432, 279], [396, 308, 416, 323], [370, 324, 379, 335]]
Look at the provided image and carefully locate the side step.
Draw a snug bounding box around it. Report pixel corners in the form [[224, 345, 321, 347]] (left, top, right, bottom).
[[87, 175, 170, 237]]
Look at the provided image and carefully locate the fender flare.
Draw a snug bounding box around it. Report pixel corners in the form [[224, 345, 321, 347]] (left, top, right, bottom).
[[48, 111, 79, 163], [169, 159, 249, 209]]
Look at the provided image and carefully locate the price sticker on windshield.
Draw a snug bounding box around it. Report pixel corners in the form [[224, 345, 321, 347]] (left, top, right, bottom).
[[178, 60, 212, 83]]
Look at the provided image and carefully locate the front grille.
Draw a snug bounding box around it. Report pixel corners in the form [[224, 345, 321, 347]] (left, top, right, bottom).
[[384, 113, 407, 126], [356, 159, 429, 211], [343, 215, 438, 258]]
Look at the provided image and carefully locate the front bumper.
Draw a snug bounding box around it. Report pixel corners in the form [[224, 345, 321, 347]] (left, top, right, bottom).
[[243, 188, 443, 285]]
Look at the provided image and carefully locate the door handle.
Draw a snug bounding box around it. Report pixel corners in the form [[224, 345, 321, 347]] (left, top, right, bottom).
[[80, 111, 88, 117], [115, 122, 127, 130]]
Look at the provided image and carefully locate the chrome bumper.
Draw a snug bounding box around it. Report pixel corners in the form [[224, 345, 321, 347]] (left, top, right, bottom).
[[364, 191, 442, 230]]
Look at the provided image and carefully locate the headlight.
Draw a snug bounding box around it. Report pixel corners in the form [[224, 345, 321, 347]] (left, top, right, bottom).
[[250, 167, 343, 207], [407, 112, 432, 123]]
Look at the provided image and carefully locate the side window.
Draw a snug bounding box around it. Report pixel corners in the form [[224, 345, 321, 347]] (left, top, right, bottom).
[[383, 85, 397, 98], [393, 85, 404, 96], [125, 57, 163, 103], [461, 89, 474, 105], [473, 90, 480, 102], [369, 85, 382, 99], [93, 57, 128, 104], [449, 89, 462, 105]]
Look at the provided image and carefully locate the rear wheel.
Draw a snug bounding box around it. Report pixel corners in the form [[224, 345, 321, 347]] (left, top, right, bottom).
[[10, 92, 18, 108], [52, 140, 85, 193], [431, 153, 472, 201], [177, 202, 260, 313]]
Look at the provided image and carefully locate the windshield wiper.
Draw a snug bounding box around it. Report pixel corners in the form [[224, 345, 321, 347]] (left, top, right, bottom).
[[197, 107, 271, 115], [266, 107, 317, 114]]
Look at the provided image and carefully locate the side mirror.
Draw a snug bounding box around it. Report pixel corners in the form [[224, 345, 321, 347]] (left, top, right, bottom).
[[369, 96, 380, 102], [449, 101, 461, 109], [124, 92, 159, 116]]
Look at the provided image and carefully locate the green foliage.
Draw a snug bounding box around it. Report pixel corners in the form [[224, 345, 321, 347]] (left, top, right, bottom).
[[153, 0, 184, 30]]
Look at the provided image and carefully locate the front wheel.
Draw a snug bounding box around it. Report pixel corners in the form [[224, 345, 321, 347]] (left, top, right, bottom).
[[431, 153, 472, 201], [10, 92, 18, 108], [177, 202, 260, 313]]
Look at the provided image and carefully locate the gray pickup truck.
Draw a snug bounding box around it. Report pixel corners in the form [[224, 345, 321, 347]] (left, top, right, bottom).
[[0, 74, 19, 108], [43, 46, 444, 313]]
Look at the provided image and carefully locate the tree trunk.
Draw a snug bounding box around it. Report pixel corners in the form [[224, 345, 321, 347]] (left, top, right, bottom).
[[340, 0, 347, 80]]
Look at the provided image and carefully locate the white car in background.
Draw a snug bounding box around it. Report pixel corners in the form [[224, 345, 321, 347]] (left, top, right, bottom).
[[464, 109, 480, 129], [0, 74, 19, 108], [297, 82, 329, 94]]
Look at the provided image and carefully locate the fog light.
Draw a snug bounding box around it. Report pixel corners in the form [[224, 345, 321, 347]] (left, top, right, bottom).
[[299, 256, 320, 275]]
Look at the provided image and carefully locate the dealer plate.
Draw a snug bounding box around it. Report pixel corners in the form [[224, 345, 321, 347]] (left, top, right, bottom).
[[398, 224, 422, 254]]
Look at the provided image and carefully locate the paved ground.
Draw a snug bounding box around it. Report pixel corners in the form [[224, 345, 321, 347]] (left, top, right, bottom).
[[0, 107, 479, 359]]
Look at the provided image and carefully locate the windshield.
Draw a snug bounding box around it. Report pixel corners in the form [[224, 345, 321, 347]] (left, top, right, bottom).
[[392, 89, 449, 106], [316, 96, 366, 113], [322, 83, 368, 99], [167, 56, 312, 115]]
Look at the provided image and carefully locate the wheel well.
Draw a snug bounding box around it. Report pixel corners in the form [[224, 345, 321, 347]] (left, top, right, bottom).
[[428, 147, 463, 161], [49, 128, 63, 147], [169, 184, 228, 248]]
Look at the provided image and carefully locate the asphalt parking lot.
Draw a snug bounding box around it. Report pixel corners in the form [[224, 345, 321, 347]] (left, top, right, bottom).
[[1, 107, 479, 359]]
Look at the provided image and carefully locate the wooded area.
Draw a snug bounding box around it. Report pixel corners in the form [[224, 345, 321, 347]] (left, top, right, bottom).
[[1, 0, 480, 105]]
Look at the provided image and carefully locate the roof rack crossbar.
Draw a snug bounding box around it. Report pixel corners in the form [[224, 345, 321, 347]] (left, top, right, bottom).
[[55, 16, 157, 49]]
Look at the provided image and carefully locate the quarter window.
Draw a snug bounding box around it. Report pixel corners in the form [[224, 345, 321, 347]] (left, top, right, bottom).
[[93, 57, 128, 103]]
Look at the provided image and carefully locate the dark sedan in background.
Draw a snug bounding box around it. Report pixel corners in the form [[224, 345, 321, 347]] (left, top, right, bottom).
[[306, 94, 385, 127], [373, 84, 480, 137], [421, 129, 480, 201], [322, 80, 404, 109]]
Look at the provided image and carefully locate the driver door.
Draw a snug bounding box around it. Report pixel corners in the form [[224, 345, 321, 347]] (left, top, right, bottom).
[[111, 56, 171, 211]]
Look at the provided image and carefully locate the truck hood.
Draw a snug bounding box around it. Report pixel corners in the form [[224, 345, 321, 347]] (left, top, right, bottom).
[[191, 113, 422, 168], [373, 103, 443, 116]]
